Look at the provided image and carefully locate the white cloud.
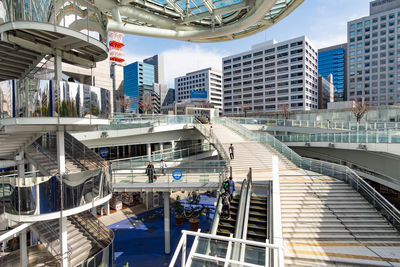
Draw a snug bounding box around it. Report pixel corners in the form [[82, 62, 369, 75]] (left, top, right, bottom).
[[123, 51, 151, 65], [161, 45, 229, 87]]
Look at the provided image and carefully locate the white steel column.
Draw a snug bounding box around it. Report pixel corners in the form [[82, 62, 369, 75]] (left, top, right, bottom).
[[57, 131, 66, 174], [54, 53, 62, 81], [160, 143, 164, 157], [19, 229, 27, 267], [105, 201, 110, 215], [57, 130, 68, 267], [146, 143, 151, 161], [171, 140, 175, 153], [59, 217, 68, 267], [163, 192, 170, 254]]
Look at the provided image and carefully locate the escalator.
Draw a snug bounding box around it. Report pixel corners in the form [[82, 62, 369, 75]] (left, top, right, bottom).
[[216, 194, 240, 236], [246, 195, 268, 242]]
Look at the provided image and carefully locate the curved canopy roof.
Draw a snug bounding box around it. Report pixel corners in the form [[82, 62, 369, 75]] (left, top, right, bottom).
[[97, 0, 303, 42]]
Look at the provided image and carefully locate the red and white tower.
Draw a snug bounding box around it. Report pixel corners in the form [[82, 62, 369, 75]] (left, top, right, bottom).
[[109, 32, 125, 63]]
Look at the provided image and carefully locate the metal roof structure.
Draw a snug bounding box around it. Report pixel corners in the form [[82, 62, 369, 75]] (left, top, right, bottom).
[[98, 0, 304, 42]]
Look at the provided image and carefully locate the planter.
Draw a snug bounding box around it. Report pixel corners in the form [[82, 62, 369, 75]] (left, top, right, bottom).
[[189, 217, 199, 231], [174, 214, 184, 226]]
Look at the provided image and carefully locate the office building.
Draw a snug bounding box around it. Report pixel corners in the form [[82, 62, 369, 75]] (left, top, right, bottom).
[[144, 54, 169, 106], [222, 36, 319, 115], [318, 43, 347, 102], [318, 74, 335, 109], [347, 0, 400, 105], [175, 68, 223, 111], [123, 61, 155, 113]]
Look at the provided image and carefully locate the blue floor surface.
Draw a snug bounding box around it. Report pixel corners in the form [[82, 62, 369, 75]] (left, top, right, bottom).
[[108, 194, 216, 267]]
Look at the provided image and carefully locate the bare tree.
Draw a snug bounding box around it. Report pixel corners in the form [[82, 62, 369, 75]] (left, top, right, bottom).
[[139, 92, 153, 114], [239, 104, 251, 117], [278, 104, 290, 120], [115, 95, 136, 113], [351, 100, 371, 123]]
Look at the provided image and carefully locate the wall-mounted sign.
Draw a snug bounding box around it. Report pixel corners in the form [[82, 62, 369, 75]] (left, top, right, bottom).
[[190, 90, 207, 100], [172, 170, 183, 180], [99, 147, 110, 158]]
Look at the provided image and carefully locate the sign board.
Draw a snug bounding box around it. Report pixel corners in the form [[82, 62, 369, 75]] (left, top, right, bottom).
[[99, 147, 110, 158], [190, 90, 207, 100], [172, 170, 183, 180]]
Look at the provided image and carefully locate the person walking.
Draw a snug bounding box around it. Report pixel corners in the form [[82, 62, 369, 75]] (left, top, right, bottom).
[[209, 125, 213, 136], [229, 144, 234, 160], [146, 161, 155, 183], [160, 159, 167, 175], [228, 176, 235, 201], [221, 191, 231, 219]]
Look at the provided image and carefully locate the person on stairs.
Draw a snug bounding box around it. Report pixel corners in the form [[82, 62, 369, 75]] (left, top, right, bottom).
[[228, 176, 235, 201], [229, 144, 234, 159]]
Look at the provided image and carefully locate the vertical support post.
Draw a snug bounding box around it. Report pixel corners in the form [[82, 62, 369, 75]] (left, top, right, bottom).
[[171, 140, 175, 153], [19, 229, 27, 267], [163, 191, 170, 254], [105, 201, 110, 216], [181, 233, 186, 267], [17, 151, 24, 178], [57, 130, 66, 174], [146, 143, 151, 161], [59, 216, 68, 267], [160, 143, 164, 158], [230, 166, 232, 178], [35, 184, 40, 215]]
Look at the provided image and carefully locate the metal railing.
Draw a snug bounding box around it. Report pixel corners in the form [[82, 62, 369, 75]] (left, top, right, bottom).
[[169, 230, 282, 267], [101, 115, 195, 131], [275, 130, 400, 144], [230, 117, 400, 131], [110, 142, 214, 165], [39, 221, 72, 264], [193, 119, 230, 163], [215, 117, 400, 231], [112, 161, 227, 187]]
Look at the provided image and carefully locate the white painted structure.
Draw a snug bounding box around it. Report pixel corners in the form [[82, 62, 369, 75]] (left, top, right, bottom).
[[222, 36, 319, 115], [175, 68, 223, 111]]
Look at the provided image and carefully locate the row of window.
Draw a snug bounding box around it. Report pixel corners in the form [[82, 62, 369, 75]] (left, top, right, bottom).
[[349, 12, 400, 30]]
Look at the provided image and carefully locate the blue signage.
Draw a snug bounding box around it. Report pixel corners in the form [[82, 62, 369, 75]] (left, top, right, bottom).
[[172, 170, 183, 180], [99, 147, 110, 158], [190, 90, 207, 99]]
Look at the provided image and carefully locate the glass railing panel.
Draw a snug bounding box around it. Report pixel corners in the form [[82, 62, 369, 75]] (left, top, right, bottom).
[[242, 244, 266, 266]]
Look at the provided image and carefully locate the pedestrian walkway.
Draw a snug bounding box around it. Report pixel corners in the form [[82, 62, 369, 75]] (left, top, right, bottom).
[[210, 122, 400, 266]]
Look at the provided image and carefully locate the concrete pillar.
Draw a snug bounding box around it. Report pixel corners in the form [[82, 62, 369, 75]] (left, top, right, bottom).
[[146, 143, 151, 161], [160, 143, 164, 155], [16, 152, 24, 178], [56, 131, 66, 175], [34, 184, 40, 215], [105, 201, 110, 216], [54, 53, 62, 81], [19, 229, 27, 267], [171, 140, 175, 153], [163, 192, 170, 254], [59, 217, 68, 267]]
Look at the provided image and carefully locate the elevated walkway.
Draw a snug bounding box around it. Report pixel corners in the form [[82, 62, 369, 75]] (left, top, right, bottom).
[[209, 118, 400, 266]]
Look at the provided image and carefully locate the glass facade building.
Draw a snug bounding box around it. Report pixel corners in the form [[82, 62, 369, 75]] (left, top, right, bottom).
[[318, 44, 347, 102], [124, 62, 155, 112]]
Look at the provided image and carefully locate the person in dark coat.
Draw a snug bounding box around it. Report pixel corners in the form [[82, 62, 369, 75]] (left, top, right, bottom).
[[146, 161, 155, 183], [227, 176, 235, 201], [229, 144, 234, 159]]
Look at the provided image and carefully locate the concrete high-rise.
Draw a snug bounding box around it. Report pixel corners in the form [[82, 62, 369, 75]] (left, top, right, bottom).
[[222, 36, 318, 115], [175, 68, 223, 111], [347, 0, 400, 105], [318, 43, 347, 102]]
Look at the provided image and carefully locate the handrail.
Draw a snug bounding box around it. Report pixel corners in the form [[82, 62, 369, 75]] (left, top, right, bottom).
[[276, 130, 400, 144], [29, 141, 71, 174], [229, 117, 400, 131], [39, 220, 72, 263], [216, 117, 400, 232], [109, 142, 213, 163], [267, 180, 273, 267], [239, 169, 253, 263]]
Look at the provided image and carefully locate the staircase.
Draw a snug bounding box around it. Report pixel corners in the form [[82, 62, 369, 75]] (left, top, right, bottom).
[[212, 124, 294, 172], [246, 195, 268, 243], [31, 217, 103, 266], [217, 195, 240, 236], [280, 175, 400, 266]]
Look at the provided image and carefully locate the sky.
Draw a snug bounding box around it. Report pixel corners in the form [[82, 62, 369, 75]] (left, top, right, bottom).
[[121, 0, 370, 87]]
